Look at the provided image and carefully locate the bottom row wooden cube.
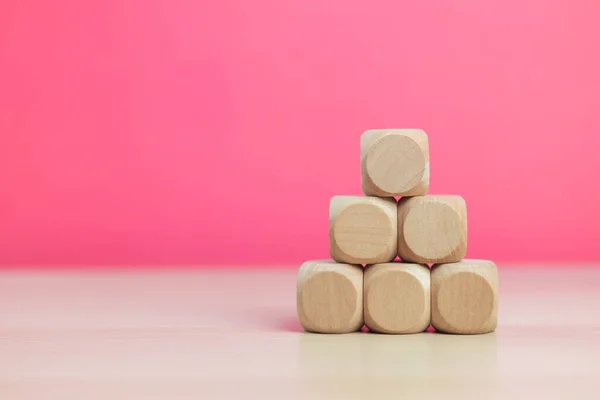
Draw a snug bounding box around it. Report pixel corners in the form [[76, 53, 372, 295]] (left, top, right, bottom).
[[296, 260, 364, 333], [364, 263, 430, 334], [431, 259, 498, 334], [297, 259, 498, 335]]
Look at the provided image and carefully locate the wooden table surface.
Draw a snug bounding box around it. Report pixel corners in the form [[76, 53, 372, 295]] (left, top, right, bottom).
[[0, 265, 599, 399]]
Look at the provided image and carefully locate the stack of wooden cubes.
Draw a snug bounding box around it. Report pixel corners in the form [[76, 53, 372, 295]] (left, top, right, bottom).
[[297, 129, 498, 335]]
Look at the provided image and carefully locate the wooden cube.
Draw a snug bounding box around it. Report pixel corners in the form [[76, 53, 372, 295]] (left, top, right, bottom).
[[361, 129, 429, 197], [364, 262, 430, 334], [330, 196, 397, 265], [297, 260, 364, 333], [397, 195, 467, 264], [431, 259, 498, 334]]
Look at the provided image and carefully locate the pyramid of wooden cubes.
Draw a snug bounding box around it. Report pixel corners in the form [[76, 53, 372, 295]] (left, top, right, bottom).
[[297, 129, 498, 335]]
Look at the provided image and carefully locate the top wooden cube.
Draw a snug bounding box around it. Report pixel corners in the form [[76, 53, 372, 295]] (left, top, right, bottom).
[[360, 129, 429, 197]]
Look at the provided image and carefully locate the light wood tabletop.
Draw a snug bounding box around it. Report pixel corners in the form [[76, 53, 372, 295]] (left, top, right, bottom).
[[1, 265, 599, 399]]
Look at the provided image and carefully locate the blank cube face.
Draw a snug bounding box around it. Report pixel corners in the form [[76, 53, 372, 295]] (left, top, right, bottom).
[[364, 263, 430, 334], [431, 260, 498, 334], [330, 196, 397, 265], [398, 195, 467, 264], [297, 260, 364, 334], [360, 129, 429, 197]]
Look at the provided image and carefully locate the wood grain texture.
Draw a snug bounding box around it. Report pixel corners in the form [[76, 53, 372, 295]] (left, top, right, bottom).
[[329, 196, 397, 265], [398, 195, 467, 264], [431, 259, 498, 334], [360, 129, 429, 197], [297, 260, 364, 333], [364, 262, 430, 334]]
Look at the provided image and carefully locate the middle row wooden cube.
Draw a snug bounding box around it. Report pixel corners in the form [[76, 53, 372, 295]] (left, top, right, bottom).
[[330, 195, 467, 265]]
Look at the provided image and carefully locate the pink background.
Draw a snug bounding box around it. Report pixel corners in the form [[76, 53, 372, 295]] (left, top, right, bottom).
[[1, 1, 599, 267]]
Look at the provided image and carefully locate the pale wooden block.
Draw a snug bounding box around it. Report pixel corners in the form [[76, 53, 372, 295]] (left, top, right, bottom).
[[296, 260, 364, 333], [329, 196, 397, 265], [364, 262, 430, 334], [360, 129, 429, 197], [397, 195, 467, 264], [431, 259, 498, 334]]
